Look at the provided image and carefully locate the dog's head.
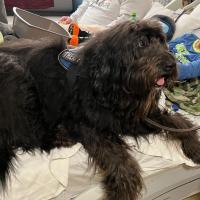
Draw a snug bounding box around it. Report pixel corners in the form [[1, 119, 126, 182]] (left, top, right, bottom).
[[74, 20, 177, 123]]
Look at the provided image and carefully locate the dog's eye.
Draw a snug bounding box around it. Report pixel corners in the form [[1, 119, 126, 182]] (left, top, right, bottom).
[[138, 40, 145, 48], [138, 36, 149, 48]]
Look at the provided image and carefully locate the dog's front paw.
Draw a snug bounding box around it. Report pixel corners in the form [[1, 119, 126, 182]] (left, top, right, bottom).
[[182, 136, 200, 164], [102, 161, 143, 200]]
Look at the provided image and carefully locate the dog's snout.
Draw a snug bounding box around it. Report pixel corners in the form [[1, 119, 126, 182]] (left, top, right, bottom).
[[162, 51, 177, 73], [165, 62, 176, 72]]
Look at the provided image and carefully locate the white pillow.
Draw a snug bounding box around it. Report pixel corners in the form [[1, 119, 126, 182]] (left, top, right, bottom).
[[143, 2, 200, 39], [190, 3, 200, 18], [143, 2, 175, 19], [173, 14, 200, 38]]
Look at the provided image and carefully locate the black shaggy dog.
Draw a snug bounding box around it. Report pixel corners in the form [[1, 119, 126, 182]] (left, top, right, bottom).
[[0, 20, 200, 200]]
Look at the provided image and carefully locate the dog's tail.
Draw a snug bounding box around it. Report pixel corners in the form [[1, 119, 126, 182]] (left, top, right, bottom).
[[0, 147, 16, 191]]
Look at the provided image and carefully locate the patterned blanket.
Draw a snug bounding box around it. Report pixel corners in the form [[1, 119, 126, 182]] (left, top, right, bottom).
[[165, 78, 200, 115], [165, 33, 200, 115]]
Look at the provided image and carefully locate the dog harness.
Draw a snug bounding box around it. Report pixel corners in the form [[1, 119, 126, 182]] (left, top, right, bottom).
[[58, 48, 82, 88], [58, 48, 80, 70]]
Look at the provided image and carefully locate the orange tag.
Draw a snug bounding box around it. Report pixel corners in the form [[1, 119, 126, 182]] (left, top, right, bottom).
[[72, 23, 80, 36], [69, 35, 79, 46]]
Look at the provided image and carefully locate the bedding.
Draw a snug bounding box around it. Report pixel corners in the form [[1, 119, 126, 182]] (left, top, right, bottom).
[[73, 164, 200, 200], [1, 110, 199, 200]]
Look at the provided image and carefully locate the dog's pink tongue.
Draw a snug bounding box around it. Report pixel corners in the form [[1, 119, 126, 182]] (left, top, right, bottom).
[[156, 77, 165, 86]]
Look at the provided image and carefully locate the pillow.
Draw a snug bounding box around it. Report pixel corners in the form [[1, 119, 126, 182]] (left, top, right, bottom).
[[190, 3, 200, 18], [144, 2, 200, 39], [174, 14, 200, 38], [143, 2, 175, 19]]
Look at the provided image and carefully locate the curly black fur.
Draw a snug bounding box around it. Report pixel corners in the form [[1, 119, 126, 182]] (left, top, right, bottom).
[[0, 20, 199, 200]]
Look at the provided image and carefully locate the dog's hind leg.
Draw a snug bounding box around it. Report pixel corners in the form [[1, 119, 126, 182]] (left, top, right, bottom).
[[154, 112, 200, 164], [0, 146, 16, 190], [80, 125, 143, 200]]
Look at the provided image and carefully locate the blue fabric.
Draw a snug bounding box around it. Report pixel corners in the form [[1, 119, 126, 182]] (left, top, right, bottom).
[[169, 33, 200, 64], [59, 57, 74, 70], [178, 59, 200, 80], [169, 33, 200, 80]]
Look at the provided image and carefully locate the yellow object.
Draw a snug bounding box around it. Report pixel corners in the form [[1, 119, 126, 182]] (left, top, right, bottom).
[[0, 32, 4, 44]]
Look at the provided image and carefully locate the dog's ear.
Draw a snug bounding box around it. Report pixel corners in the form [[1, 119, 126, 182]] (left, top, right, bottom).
[[134, 20, 167, 44]]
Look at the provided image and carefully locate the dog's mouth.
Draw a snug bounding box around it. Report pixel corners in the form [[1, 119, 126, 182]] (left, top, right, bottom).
[[154, 58, 177, 88], [155, 74, 171, 88], [155, 64, 176, 88], [155, 77, 165, 86]]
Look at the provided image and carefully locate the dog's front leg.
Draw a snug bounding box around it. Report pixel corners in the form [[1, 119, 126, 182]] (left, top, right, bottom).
[[154, 112, 200, 164], [80, 125, 143, 200]]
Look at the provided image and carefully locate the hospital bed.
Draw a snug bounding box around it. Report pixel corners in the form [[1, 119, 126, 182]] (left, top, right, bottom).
[[1, 1, 200, 200]]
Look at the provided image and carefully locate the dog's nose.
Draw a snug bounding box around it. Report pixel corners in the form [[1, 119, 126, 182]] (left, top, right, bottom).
[[163, 52, 177, 73], [165, 62, 176, 73]]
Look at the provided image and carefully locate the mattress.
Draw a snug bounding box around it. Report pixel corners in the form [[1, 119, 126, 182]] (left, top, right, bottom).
[[73, 165, 200, 200]]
